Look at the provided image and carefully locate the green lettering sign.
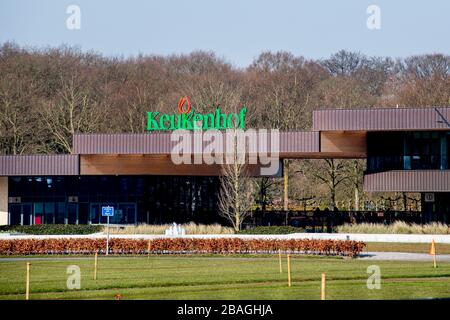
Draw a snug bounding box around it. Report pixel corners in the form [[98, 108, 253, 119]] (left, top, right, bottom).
[[146, 106, 247, 131]]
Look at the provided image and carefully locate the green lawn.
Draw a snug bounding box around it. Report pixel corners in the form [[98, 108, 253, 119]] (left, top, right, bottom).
[[0, 255, 449, 300]]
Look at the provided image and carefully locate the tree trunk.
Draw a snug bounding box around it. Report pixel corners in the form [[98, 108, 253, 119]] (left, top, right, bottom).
[[331, 189, 336, 211], [354, 187, 359, 211], [402, 192, 408, 211], [235, 213, 241, 232]]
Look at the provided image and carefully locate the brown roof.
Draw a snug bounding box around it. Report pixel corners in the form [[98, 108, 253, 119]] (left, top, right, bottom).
[[0, 155, 79, 176], [364, 170, 450, 192], [72, 131, 320, 155], [313, 106, 450, 131]]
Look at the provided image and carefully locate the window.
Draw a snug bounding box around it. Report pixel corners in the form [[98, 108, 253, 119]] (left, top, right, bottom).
[[368, 131, 449, 172]]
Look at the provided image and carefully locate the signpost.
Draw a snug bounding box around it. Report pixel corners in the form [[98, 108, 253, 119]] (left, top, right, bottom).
[[101, 206, 114, 256]]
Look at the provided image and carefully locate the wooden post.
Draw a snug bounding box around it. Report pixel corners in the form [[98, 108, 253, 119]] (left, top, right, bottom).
[[147, 240, 151, 260], [94, 252, 98, 280], [430, 239, 437, 268], [287, 254, 291, 287], [321, 273, 326, 300], [278, 249, 282, 273], [283, 160, 289, 212], [25, 262, 31, 300], [430, 240, 437, 268]]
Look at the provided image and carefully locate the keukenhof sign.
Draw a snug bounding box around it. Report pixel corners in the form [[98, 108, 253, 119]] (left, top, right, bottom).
[[146, 96, 247, 131], [146, 97, 280, 175]]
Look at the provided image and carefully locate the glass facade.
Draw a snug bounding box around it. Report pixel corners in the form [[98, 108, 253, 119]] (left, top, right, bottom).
[[367, 131, 450, 172], [8, 176, 220, 225], [422, 193, 450, 224]]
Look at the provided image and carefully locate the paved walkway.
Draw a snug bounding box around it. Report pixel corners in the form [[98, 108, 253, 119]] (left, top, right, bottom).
[[359, 251, 450, 261], [1, 252, 450, 262], [2, 233, 450, 243]]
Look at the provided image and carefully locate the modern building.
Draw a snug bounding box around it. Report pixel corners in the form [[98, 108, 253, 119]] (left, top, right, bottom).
[[0, 106, 449, 225]]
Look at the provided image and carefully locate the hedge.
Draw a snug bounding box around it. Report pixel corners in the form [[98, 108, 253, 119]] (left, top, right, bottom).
[[0, 238, 365, 257], [0, 224, 103, 235]]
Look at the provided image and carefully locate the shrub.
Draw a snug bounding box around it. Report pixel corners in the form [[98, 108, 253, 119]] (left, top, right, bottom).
[[0, 224, 103, 235], [0, 238, 365, 257], [238, 226, 305, 234], [336, 222, 450, 234]]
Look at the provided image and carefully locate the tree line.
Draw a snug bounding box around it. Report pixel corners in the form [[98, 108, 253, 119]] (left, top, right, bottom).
[[1, 42, 449, 212]]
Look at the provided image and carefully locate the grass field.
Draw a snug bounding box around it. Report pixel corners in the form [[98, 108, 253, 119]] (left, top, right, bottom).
[[1, 255, 450, 300]]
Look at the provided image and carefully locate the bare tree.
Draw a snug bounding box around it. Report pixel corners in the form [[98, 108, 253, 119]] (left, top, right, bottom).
[[305, 159, 349, 210], [2, 42, 450, 215], [254, 176, 277, 212], [345, 159, 366, 211], [0, 76, 35, 154], [218, 138, 255, 232], [40, 77, 105, 153], [322, 50, 368, 76], [394, 54, 450, 107]]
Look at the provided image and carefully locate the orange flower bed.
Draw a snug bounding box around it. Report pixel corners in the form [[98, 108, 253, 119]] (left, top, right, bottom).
[[0, 238, 365, 257]]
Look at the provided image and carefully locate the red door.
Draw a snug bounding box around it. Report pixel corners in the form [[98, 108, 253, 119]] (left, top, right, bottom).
[[35, 215, 42, 225]]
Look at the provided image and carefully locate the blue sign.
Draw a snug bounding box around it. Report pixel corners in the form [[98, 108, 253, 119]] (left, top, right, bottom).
[[101, 206, 114, 217]]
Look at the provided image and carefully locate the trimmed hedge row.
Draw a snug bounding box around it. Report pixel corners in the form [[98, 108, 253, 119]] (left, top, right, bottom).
[[0, 224, 103, 235], [0, 238, 366, 257]]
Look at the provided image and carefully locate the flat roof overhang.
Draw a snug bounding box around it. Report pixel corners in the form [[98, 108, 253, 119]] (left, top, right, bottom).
[[0, 130, 368, 177], [0, 155, 79, 176], [5, 106, 450, 177], [364, 170, 450, 192], [72, 131, 322, 155], [313, 106, 450, 131], [79, 154, 282, 177], [72, 131, 318, 177]]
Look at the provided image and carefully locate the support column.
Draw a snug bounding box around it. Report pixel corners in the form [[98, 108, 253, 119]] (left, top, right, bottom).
[[283, 159, 289, 211], [421, 192, 435, 223], [0, 177, 8, 225]]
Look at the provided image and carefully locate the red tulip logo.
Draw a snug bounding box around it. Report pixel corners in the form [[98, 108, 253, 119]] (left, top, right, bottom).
[[178, 96, 191, 114]]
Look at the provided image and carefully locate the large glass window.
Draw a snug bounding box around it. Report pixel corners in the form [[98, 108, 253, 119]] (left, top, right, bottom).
[[55, 202, 66, 224], [367, 131, 450, 172], [90, 204, 100, 224], [9, 204, 22, 225], [44, 202, 55, 224], [68, 203, 78, 224], [8, 175, 220, 225], [404, 132, 441, 169], [34, 203, 43, 225]]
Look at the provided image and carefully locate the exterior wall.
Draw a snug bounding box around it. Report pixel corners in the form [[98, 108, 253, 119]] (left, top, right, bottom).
[[367, 131, 449, 172], [74, 133, 173, 154], [80, 155, 277, 177], [421, 193, 450, 223], [80, 154, 222, 175], [320, 131, 367, 157], [7, 175, 223, 225], [364, 170, 450, 192], [313, 107, 450, 131], [74, 132, 321, 156], [0, 155, 79, 176], [279, 132, 319, 153], [0, 177, 8, 225]]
